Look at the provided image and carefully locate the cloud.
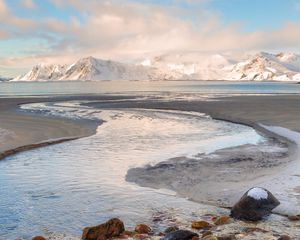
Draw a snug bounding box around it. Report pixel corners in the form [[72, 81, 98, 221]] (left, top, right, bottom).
[[0, 0, 35, 31], [21, 0, 37, 9], [2, 0, 300, 77], [0, 0, 7, 15]]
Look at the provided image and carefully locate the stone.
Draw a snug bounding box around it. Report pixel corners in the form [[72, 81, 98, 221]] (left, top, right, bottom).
[[217, 235, 237, 240], [82, 218, 125, 240], [164, 226, 179, 234], [213, 216, 231, 225], [32, 237, 46, 240], [278, 236, 291, 240], [191, 237, 200, 240], [230, 187, 280, 221], [191, 220, 211, 229], [135, 224, 152, 234], [161, 230, 199, 240], [202, 235, 218, 240], [287, 215, 300, 221]]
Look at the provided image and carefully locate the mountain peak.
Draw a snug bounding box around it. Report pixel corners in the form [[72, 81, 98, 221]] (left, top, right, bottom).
[[12, 51, 300, 81]]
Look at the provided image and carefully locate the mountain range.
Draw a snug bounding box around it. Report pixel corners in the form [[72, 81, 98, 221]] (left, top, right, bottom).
[[12, 52, 300, 81]]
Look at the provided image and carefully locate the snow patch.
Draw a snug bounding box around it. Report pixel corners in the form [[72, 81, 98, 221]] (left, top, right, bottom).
[[247, 187, 268, 200]]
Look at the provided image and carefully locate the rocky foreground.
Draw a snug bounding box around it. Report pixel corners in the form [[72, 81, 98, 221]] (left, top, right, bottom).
[[31, 188, 300, 240]]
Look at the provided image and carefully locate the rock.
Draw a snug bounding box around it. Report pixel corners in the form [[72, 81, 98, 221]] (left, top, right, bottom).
[[161, 230, 198, 240], [82, 218, 125, 240], [278, 236, 291, 240], [191, 237, 200, 240], [164, 226, 179, 234], [202, 235, 218, 240], [191, 220, 211, 229], [230, 187, 280, 221], [121, 230, 135, 237], [133, 233, 150, 239], [213, 216, 231, 225], [287, 215, 300, 221], [32, 237, 46, 240], [217, 235, 237, 240], [135, 224, 152, 234]]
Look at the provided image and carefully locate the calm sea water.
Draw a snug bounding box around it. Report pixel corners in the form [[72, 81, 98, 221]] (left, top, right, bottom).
[[0, 80, 300, 96]]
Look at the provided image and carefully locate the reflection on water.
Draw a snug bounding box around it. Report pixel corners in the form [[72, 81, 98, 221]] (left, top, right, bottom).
[[0, 80, 300, 96], [0, 102, 265, 239]]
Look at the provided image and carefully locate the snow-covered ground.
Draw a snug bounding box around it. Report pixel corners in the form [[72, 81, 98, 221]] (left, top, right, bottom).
[[12, 51, 300, 81]]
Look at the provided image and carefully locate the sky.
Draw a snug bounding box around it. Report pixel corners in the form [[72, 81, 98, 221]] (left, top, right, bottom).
[[1, 0, 300, 77]]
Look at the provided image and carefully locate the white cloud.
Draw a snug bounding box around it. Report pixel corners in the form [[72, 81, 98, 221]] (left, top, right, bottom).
[[21, 0, 37, 9]]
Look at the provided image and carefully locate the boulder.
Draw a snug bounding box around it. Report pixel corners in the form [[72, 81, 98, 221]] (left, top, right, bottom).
[[82, 218, 125, 240], [161, 230, 198, 240], [135, 224, 152, 234], [230, 187, 280, 221]]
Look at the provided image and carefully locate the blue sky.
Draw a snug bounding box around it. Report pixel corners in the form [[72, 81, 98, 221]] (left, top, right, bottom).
[[1, 0, 300, 76]]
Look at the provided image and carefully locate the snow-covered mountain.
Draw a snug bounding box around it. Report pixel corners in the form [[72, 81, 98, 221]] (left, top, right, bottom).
[[13, 52, 300, 81], [226, 52, 300, 81], [13, 57, 177, 81]]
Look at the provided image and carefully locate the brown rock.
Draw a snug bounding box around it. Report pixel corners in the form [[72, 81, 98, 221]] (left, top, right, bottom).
[[82, 218, 125, 240], [32, 237, 46, 240], [278, 236, 292, 240], [213, 216, 231, 226], [191, 220, 211, 229], [288, 215, 300, 221], [135, 224, 152, 234], [191, 237, 200, 240], [133, 233, 149, 239]]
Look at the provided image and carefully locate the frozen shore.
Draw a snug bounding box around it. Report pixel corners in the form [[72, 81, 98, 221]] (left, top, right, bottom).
[[0, 94, 300, 239]]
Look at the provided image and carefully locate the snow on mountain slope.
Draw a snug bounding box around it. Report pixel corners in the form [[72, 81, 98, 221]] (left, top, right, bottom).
[[12, 52, 300, 81], [13, 57, 177, 81], [60, 57, 176, 81], [13, 63, 67, 81], [226, 52, 300, 81], [142, 52, 233, 80]]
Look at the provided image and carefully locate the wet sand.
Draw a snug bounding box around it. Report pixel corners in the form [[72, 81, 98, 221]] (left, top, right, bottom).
[[0, 97, 100, 160]]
